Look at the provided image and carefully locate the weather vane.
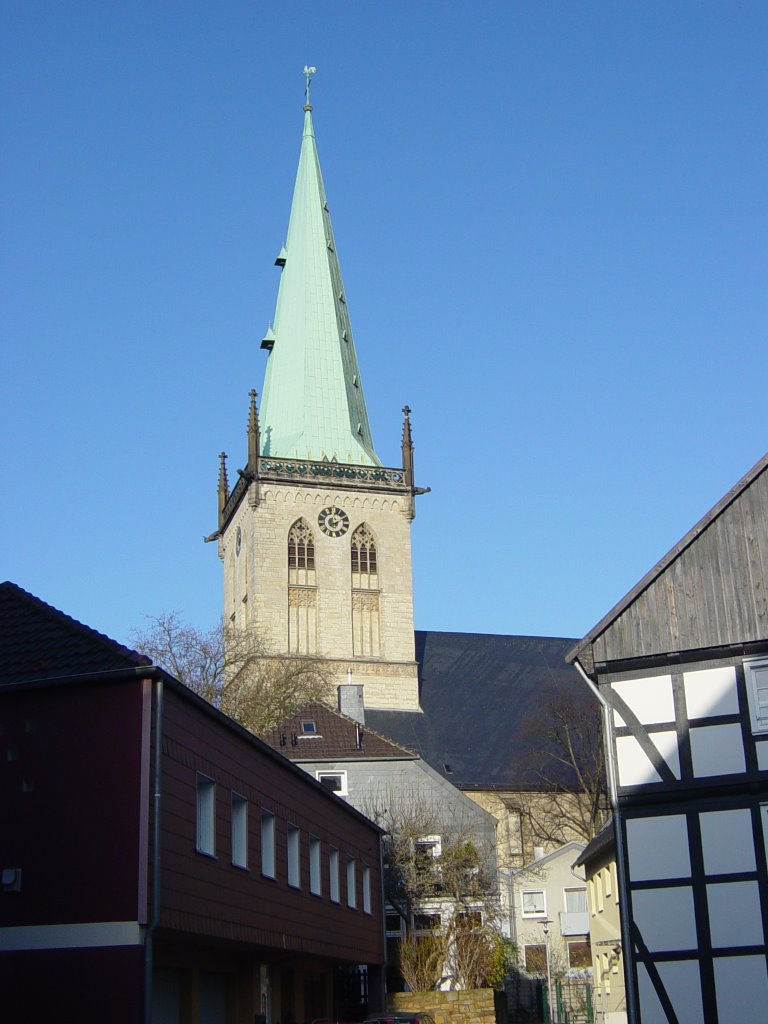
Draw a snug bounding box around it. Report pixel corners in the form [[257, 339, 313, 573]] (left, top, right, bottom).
[[304, 65, 317, 107]]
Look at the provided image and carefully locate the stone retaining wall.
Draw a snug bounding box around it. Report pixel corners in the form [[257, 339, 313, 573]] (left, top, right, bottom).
[[387, 988, 505, 1024]]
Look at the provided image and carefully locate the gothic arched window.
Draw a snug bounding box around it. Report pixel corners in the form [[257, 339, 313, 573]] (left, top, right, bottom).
[[351, 523, 380, 656], [288, 519, 317, 654], [351, 523, 377, 590], [288, 518, 316, 587]]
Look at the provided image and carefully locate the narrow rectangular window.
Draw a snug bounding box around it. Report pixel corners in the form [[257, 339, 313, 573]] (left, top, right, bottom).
[[347, 858, 357, 908], [196, 774, 215, 856], [310, 836, 321, 895], [329, 847, 340, 902], [231, 793, 248, 868], [261, 810, 276, 878], [745, 658, 768, 733], [287, 824, 300, 888], [362, 864, 371, 914]]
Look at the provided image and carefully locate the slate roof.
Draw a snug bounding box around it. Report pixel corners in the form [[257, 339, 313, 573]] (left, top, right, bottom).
[[0, 581, 149, 685], [264, 700, 416, 761], [366, 629, 591, 791]]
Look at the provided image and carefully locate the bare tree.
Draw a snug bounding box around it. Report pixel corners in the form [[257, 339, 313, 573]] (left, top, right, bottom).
[[512, 681, 607, 851], [362, 785, 507, 990], [129, 612, 333, 734]]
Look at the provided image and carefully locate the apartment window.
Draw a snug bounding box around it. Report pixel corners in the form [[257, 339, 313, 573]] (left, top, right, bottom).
[[415, 835, 442, 862], [385, 913, 405, 936], [414, 913, 441, 932], [564, 887, 588, 913], [347, 858, 357, 908], [745, 658, 768, 733], [329, 847, 340, 903], [568, 940, 592, 970], [521, 889, 546, 917], [196, 775, 215, 856], [316, 770, 348, 796], [231, 793, 248, 868], [261, 810, 276, 878], [287, 824, 300, 888], [362, 865, 372, 913], [524, 944, 547, 975], [310, 836, 321, 895]]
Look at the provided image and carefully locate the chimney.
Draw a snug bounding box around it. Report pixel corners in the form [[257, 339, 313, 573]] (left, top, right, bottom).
[[338, 683, 365, 725]]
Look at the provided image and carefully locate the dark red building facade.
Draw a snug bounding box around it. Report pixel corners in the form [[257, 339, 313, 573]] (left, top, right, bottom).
[[0, 583, 384, 1024]]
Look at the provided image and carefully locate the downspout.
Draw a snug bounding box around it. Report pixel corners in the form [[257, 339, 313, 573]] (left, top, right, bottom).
[[572, 659, 638, 1024], [377, 835, 387, 1013], [144, 677, 164, 1024]]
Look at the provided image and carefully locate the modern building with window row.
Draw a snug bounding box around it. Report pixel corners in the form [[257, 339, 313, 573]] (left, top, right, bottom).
[[568, 451, 768, 1024], [0, 582, 384, 1024]]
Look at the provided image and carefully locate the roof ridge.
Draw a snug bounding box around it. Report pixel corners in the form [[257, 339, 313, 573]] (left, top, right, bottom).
[[416, 628, 578, 643], [0, 581, 150, 669]]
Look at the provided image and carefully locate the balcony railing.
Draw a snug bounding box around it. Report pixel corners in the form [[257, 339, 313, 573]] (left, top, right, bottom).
[[559, 911, 589, 936]]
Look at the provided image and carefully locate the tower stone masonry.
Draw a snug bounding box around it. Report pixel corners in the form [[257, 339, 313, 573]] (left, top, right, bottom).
[[214, 79, 425, 711]]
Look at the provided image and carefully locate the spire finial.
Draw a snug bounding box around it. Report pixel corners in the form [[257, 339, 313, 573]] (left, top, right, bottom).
[[303, 65, 316, 111]]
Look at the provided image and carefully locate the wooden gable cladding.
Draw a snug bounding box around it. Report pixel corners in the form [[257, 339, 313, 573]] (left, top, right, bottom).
[[579, 454, 768, 666]]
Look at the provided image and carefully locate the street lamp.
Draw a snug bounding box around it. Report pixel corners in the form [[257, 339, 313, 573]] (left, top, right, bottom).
[[542, 919, 554, 1024]]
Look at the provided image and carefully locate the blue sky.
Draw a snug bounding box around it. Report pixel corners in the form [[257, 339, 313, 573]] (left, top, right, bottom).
[[2, 1, 766, 646]]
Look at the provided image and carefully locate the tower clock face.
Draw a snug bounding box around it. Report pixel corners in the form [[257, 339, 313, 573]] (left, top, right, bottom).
[[318, 505, 350, 538]]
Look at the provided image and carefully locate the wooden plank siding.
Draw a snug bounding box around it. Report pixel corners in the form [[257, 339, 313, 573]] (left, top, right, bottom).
[[154, 686, 383, 966], [589, 461, 768, 664]]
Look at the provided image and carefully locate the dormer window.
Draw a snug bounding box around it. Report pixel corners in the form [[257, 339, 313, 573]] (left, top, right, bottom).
[[300, 720, 317, 735]]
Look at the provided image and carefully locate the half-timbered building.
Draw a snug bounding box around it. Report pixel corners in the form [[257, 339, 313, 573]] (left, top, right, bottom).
[[567, 452, 768, 1023]]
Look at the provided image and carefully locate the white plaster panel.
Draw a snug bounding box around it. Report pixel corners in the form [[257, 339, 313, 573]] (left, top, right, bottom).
[[637, 960, 703, 1024], [689, 724, 746, 777], [632, 886, 697, 951], [700, 809, 756, 875], [683, 666, 739, 719], [611, 675, 674, 726], [626, 816, 691, 880], [756, 741, 768, 771], [707, 881, 764, 948], [616, 730, 679, 787], [714, 955, 768, 1023]]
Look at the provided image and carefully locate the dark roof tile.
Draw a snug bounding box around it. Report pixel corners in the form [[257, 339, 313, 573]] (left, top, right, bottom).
[[0, 581, 149, 685], [263, 701, 416, 761]]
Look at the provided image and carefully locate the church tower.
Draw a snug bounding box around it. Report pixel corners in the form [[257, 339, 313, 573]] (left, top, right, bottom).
[[213, 72, 424, 711]]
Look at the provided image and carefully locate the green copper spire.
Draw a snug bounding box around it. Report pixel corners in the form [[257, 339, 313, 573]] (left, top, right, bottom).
[[258, 70, 380, 466]]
